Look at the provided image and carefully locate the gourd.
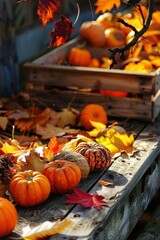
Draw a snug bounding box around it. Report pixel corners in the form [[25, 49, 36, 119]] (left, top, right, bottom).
[[80, 104, 108, 130], [0, 197, 18, 238], [75, 142, 111, 172], [68, 47, 91, 66], [41, 160, 81, 194], [9, 170, 51, 207], [79, 21, 106, 47], [53, 151, 90, 178]]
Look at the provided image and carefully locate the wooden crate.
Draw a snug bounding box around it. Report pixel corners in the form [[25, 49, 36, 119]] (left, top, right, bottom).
[[24, 37, 160, 121]]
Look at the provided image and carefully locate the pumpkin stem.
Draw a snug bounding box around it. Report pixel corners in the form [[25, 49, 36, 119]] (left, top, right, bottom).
[[57, 163, 62, 168]]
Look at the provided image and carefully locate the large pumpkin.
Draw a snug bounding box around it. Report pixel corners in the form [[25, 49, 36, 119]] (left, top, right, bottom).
[[80, 104, 108, 130], [75, 142, 111, 172], [9, 170, 51, 207], [0, 197, 18, 238], [41, 160, 81, 194]]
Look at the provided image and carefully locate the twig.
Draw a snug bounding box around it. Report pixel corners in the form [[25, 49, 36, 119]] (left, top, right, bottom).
[[109, 0, 154, 67]]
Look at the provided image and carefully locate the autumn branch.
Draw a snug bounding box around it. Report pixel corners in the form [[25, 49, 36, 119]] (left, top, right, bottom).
[[109, 0, 154, 67]]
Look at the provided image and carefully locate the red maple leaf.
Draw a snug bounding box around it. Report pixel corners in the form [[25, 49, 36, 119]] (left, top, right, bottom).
[[49, 15, 74, 47], [16, 0, 61, 27], [65, 188, 108, 209]]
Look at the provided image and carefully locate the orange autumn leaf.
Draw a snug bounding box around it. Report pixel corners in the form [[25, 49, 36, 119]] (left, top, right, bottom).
[[37, 0, 61, 27], [96, 128, 135, 157], [98, 179, 114, 187], [0, 142, 21, 154], [14, 107, 53, 132], [43, 135, 63, 160], [95, 0, 121, 14]]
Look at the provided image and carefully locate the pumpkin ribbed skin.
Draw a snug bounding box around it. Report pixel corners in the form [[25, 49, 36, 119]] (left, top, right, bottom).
[[75, 142, 111, 172], [41, 160, 81, 194], [68, 47, 91, 66], [9, 170, 51, 207], [0, 197, 18, 238]]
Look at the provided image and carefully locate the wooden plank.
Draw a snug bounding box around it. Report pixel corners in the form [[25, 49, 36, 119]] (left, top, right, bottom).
[[30, 89, 152, 121], [48, 115, 160, 240], [25, 64, 154, 95]]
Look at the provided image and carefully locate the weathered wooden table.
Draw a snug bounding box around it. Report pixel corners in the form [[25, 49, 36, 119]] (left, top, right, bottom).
[[12, 114, 160, 240]]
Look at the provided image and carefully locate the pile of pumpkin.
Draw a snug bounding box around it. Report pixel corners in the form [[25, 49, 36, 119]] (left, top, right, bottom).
[[67, 9, 160, 72], [0, 104, 113, 238]]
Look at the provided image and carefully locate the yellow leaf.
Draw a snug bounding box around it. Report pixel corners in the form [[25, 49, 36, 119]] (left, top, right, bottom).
[[0, 142, 20, 154], [88, 121, 106, 137], [95, 0, 121, 13], [23, 219, 71, 239], [96, 128, 135, 157]]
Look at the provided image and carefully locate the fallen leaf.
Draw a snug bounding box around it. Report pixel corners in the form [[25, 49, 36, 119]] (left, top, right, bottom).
[[22, 219, 71, 239], [65, 188, 108, 209], [0, 116, 8, 131], [98, 179, 114, 187], [43, 135, 63, 160], [56, 107, 79, 128], [96, 128, 135, 157]]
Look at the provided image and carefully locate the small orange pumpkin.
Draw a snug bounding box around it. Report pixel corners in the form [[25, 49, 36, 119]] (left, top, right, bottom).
[[9, 170, 51, 207], [41, 160, 81, 194], [0, 197, 18, 238], [68, 47, 91, 66], [80, 104, 108, 130], [79, 21, 106, 47]]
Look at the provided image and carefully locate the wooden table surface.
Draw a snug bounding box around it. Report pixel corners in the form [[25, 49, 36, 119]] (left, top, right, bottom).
[[11, 115, 160, 240]]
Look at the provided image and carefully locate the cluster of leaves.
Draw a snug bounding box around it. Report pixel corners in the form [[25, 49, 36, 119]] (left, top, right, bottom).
[[16, 0, 155, 52]]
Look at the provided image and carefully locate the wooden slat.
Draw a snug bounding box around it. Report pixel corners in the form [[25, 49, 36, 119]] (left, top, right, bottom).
[[30, 89, 152, 121]]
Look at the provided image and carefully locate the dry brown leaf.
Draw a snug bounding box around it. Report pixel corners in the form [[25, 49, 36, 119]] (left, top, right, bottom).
[[22, 219, 71, 239], [0, 116, 8, 131]]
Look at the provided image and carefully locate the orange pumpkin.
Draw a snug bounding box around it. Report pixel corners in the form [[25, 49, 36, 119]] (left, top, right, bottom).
[[104, 27, 126, 48], [88, 58, 100, 68], [9, 170, 51, 207], [80, 104, 108, 130], [0, 197, 18, 238], [68, 47, 91, 67], [41, 160, 81, 194], [79, 21, 106, 47]]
